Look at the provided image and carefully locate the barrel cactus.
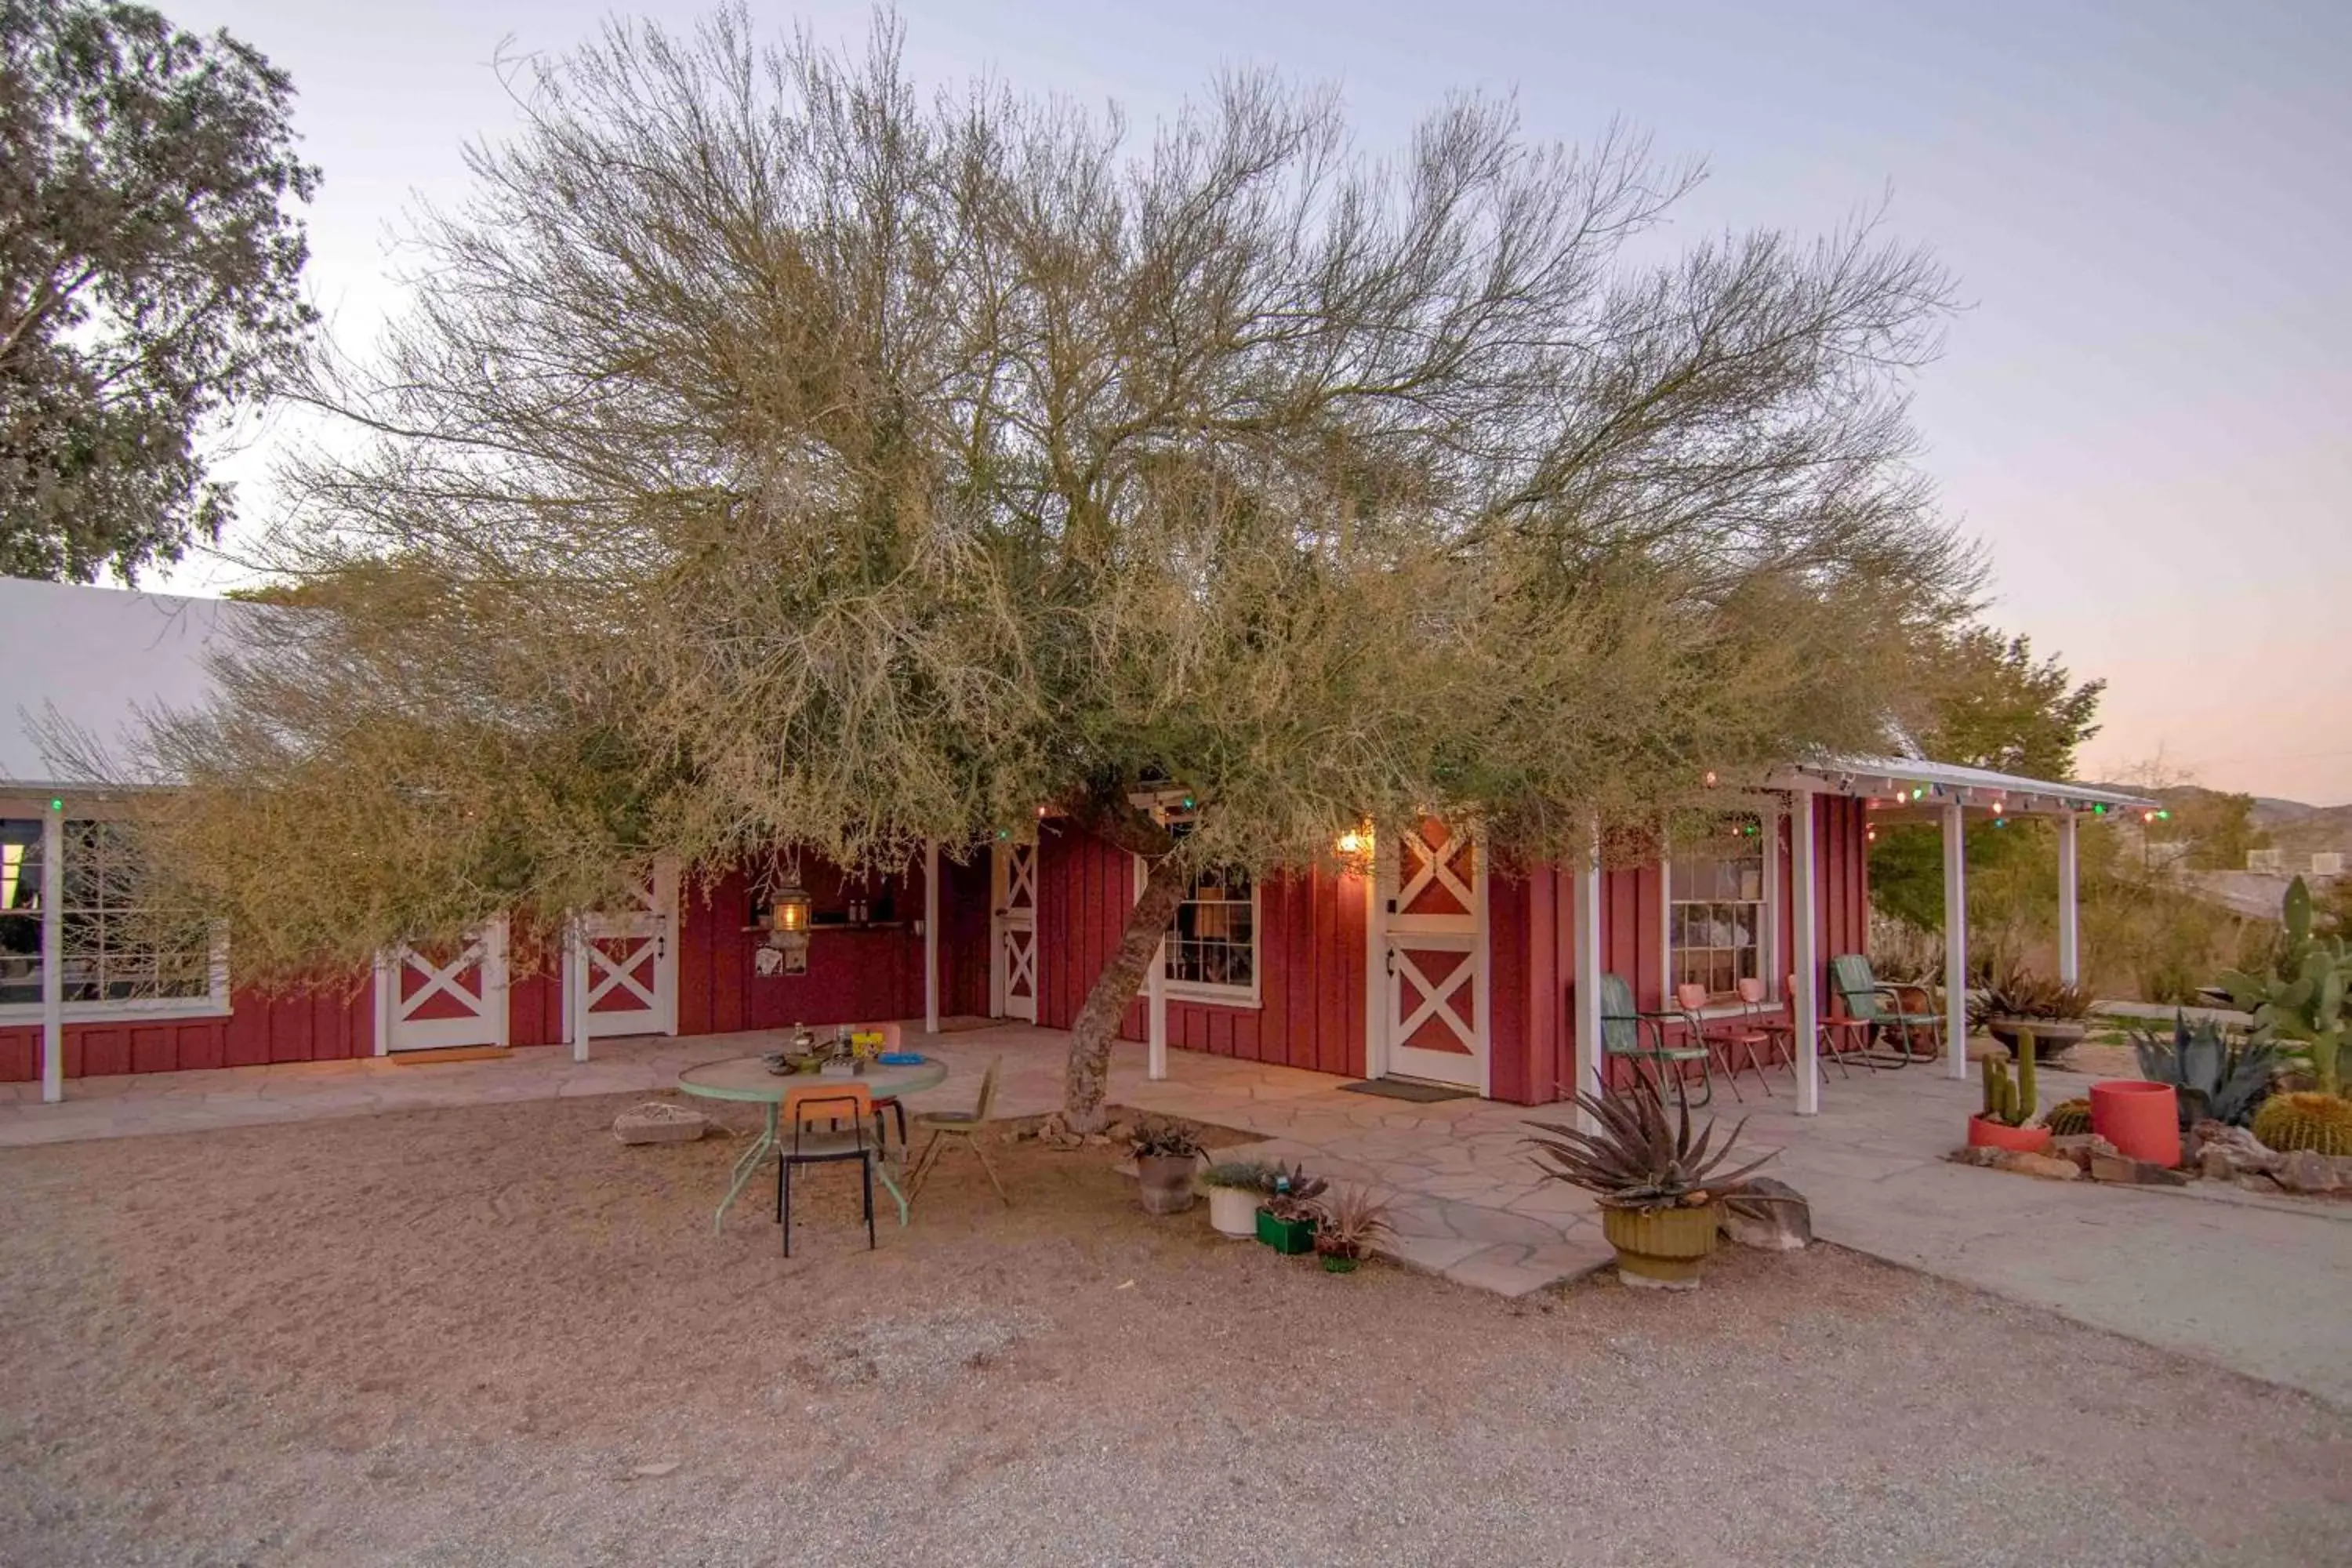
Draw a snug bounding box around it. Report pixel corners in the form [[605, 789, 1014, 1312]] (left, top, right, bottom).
[[2043, 1098, 2092, 1136], [2251, 1092, 2352, 1157]]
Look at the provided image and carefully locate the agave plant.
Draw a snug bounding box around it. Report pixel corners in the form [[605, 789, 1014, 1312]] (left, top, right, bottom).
[[1525, 1078, 1781, 1212], [2129, 1011, 2276, 1129], [1127, 1118, 1204, 1160], [1967, 959, 2096, 1029]]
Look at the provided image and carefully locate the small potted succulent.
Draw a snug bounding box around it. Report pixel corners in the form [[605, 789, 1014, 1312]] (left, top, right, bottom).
[[1969, 1030, 2053, 1153], [1254, 1164, 1328, 1254], [1311, 1185, 1393, 1274], [1525, 1079, 1785, 1290], [1130, 1119, 1205, 1215], [1972, 963, 2094, 1062], [1199, 1160, 1278, 1238]]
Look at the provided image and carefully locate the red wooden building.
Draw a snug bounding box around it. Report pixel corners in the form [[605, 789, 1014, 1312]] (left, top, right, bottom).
[[1, 578, 2149, 1110]]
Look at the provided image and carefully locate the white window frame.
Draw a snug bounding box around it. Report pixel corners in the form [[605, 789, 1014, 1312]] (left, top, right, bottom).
[[1162, 864, 1262, 1009], [1661, 801, 1780, 1012], [0, 804, 231, 1025]]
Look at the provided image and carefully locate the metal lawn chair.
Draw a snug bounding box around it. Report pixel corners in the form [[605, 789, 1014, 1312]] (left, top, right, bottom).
[[1828, 953, 1943, 1067], [1599, 972, 1715, 1106], [777, 1082, 879, 1257], [905, 1057, 1009, 1207], [1677, 980, 1781, 1099]]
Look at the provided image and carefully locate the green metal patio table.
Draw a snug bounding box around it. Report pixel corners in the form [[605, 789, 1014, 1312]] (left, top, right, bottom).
[[676, 1054, 949, 1235]]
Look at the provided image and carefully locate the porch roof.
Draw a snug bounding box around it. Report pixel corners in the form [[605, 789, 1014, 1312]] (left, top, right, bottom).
[[1766, 753, 2158, 818]]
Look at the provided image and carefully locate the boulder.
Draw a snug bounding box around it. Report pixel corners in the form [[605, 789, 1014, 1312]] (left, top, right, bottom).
[[1719, 1178, 1812, 1250], [1994, 1150, 2083, 1181], [2049, 1133, 2119, 1173], [612, 1104, 709, 1145], [2272, 1149, 2345, 1196], [2088, 1150, 2189, 1186], [2189, 1121, 2282, 1175]]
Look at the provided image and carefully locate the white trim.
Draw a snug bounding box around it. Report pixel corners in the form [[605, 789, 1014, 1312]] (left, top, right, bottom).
[[39, 806, 60, 1105], [2056, 813, 2081, 987], [1768, 754, 2156, 813], [989, 841, 1039, 1022], [1571, 818, 1605, 1130], [562, 861, 679, 1042], [1363, 850, 1385, 1080], [1791, 792, 1820, 1116], [1134, 854, 1168, 1081], [1161, 866, 1261, 1008], [0, 995, 234, 1026], [1371, 822, 1490, 1092], [566, 916, 591, 1065], [1661, 807, 1774, 1006], [1942, 803, 1969, 1080]]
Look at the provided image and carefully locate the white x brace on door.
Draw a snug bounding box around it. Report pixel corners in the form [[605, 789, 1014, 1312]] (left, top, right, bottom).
[[991, 840, 1039, 1022], [379, 920, 510, 1053], [1372, 819, 1489, 1092], [564, 860, 680, 1040]]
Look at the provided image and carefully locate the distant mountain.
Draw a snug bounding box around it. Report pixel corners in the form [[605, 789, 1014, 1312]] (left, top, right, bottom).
[[2154, 786, 2352, 866]]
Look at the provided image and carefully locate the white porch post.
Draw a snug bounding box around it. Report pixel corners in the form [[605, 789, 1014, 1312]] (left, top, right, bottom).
[[566, 915, 591, 1064], [1791, 793, 1820, 1116], [1146, 941, 1168, 1081], [39, 805, 63, 1105], [1943, 802, 1969, 1080], [2056, 812, 2081, 988], [1571, 818, 1606, 1130], [922, 840, 941, 1036]]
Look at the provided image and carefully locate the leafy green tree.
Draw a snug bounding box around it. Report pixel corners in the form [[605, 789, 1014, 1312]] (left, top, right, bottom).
[[1871, 627, 2105, 938], [107, 14, 1976, 1129], [0, 0, 318, 580]]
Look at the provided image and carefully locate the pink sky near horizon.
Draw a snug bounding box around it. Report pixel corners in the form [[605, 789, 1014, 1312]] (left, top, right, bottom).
[[158, 0, 2352, 806]]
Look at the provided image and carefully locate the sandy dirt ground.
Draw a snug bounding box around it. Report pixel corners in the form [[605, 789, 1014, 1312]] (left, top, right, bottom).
[[1, 1093, 2344, 1567]]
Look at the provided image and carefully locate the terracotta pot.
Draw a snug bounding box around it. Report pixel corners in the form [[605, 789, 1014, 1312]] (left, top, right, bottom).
[[1136, 1153, 1200, 1214], [1599, 1202, 1720, 1290], [2091, 1080, 2181, 1168], [1966, 1115, 2054, 1155], [1206, 1185, 1259, 1237]]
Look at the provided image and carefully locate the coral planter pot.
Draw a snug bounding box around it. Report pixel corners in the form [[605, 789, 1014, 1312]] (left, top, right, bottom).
[[1966, 1115, 2053, 1156], [2091, 1080, 2180, 1168], [1599, 1203, 1721, 1290]]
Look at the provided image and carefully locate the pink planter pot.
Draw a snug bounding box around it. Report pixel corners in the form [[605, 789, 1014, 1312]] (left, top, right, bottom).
[[2091, 1080, 2180, 1168], [1966, 1115, 2053, 1155]]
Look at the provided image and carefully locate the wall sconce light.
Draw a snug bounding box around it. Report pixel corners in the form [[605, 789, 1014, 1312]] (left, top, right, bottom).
[[1702, 770, 1719, 789], [1336, 826, 1372, 858]]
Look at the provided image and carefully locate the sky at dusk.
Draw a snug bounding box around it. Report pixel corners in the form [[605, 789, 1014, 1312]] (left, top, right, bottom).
[[162, 0, 2352, 803]]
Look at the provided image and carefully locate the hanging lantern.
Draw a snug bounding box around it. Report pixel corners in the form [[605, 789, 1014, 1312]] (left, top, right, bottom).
[[771, 883, 811, 935], [1336, 826, 1371, 857]]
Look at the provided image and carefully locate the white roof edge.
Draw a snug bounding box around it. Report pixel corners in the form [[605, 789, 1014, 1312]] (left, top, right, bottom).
[[1767, 754, 2159, 811]]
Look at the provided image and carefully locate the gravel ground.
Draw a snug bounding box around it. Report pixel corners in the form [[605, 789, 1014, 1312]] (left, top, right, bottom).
[[1, 1091, 2344, 1567]]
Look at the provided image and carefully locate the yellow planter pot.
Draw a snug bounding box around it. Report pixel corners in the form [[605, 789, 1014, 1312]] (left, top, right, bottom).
[[1600, 1202, 1721, 1290]]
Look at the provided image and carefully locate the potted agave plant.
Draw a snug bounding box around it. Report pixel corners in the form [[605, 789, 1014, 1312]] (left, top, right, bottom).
[[1525, 1079, 1785, 1290], [1972, 962, 2094, 1063], [1311, 1185, 1394, 1275], [1969, 1030, 2052, 1153], [1130, 1119, 1205, 1215], [1199, 1160, 1278, 1238], [1254, 1164, 1328, 1254]]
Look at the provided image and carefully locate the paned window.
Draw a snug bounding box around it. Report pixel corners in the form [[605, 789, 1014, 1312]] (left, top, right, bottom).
[[1668, 815, 1768, 1000], [1165, 867, 1256, 999]]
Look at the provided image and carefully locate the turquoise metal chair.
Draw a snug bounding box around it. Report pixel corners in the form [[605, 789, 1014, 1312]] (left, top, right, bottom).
[[1828, 953, 1943, 1067], [1599, 972, 1716, 1106]]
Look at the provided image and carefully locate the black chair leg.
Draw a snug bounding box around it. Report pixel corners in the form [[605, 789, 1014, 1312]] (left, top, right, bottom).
[[860, 1156, 876, 1250], [781, 1160, 793, 1258], [892, 1101, 908, 1147]]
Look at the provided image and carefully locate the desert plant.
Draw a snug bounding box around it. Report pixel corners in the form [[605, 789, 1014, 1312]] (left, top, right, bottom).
[[1979, 1032, 2038, 1127], [1310, 1185, 1395, 1266], [2220, 877, 2350, 1096], [2250, 1092, 2352, 1157], [2129, 1012, 2276, 1130], [1524, 1078, 1780, 1213], [1260, 1164, 1330, 1223], [2042, 1097, 2092, 1136], [1969, 961, 2095, 1030], [1197, 1160, 1278, 1193], [1128, 1120, 1204, 1161]]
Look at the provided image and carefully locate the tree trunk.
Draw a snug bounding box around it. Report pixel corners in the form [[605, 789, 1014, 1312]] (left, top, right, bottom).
[[1061, 865, 1185, 1134]]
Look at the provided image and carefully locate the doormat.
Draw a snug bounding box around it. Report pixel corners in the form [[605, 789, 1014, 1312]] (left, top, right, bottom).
[[1338, 1078, 1475, 1103], [390, 1046, 512, 1065]]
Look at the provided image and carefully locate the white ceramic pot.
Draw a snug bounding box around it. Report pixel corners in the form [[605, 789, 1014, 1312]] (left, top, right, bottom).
[[1207, 1185, 1259, 1238]]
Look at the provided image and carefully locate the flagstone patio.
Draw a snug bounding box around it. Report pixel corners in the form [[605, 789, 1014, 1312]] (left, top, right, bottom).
[[5, 1025, 2347, 1406]]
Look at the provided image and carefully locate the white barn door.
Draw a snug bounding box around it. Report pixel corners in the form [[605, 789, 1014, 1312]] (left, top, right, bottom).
[[990, 840, 1040, 1022], [1371, 820, 1489, 1092], [379, 920, 510, 1053], [564, 860, 680, 1040]]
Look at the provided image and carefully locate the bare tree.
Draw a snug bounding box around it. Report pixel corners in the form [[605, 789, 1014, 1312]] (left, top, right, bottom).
[[117, 9, 1975, 1129]]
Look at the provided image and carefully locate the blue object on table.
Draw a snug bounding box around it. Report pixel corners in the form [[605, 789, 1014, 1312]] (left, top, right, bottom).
[[877, 1051, 925, 1066]]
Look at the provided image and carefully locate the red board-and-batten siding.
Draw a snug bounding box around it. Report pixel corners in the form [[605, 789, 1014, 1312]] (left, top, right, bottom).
[[2, 800, 1868, 1098], [1033, 824, 1369, 1079]]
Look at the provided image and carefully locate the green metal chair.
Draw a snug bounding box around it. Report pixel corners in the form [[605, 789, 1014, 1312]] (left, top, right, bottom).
[[1599, 972, 1715, 1105], [1828, 953, 1943, 1067], [905, 1057, 1009, 1207]]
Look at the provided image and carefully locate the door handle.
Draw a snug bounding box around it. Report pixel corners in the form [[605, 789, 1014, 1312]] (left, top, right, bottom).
[[1385, 948, 1396, 976]]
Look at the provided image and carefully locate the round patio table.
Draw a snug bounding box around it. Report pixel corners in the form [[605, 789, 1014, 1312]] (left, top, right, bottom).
[[677, 1055, 949, 1235]]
